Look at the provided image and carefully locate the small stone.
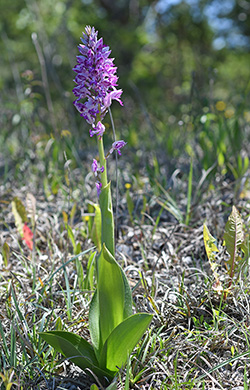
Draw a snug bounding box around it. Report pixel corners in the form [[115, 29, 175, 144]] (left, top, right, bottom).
[[116, 244, 133, 257], [182, 255, 193, 265]]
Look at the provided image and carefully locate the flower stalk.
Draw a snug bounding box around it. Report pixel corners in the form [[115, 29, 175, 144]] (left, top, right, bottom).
[[97, 136, 107, 188]]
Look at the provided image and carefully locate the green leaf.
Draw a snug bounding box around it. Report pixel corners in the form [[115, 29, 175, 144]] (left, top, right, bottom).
[[203, 224, 219, 256], [223, 206, 244, 277], [2, 242, 10, 267], [185, 157, 193, 226], [91, 204, 102, 252], [156, 197, 183, 224], [99, 182, 115, 256], [106, 380, 118, 390], [90, 385, 99, 390], [126, 189, 134, 220], [89, 248, 133, 356], [11, 197, 26, 236], [97, 244, 126, 348], [70, 202, 77, 225], [203, 224, 222, 291], [89, 290, 100, 353], [13, 197, 27, 222], [100, 313, 153, 372], [39, 331, 113, 379], [90, 379, 118, 390], [83, 251, 96, 290], [66, 224, 76, 253], [76, 242, 82, 255], [203, 224, 219, 274], [75, 257, 85, 291], [40, 331, 96, 364], [121, 265, 133, 320]]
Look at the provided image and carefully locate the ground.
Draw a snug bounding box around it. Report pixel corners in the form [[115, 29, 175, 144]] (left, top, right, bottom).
[[1, 157, 250, 390]]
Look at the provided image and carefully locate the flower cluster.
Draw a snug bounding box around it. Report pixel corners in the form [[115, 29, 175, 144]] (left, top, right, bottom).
[[73, 26, 123, 124], [73, 26, 126, 197]]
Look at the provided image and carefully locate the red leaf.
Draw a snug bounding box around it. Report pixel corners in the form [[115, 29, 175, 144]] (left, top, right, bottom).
[[22, 223, 33, 250]]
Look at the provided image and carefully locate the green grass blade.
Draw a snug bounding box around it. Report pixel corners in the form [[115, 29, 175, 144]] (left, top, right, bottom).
[[185, 157, 193, 226], [196, 350, 250, 382], [47, 248, 95, 284], [10, 325, 16, 368]]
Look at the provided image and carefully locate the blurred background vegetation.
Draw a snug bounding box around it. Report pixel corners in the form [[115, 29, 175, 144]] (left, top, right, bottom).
[[1, 0, 250, 191]]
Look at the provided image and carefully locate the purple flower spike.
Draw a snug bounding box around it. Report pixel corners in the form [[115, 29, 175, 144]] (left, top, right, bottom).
[[96, 181, 102, 197], [109, 140, 127, 156], [73, 26, 123, 126], [89, 121, 105, 139]]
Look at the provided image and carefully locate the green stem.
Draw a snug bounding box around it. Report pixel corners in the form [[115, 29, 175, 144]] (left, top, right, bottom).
[[95, 118, 115, 255], [97, 136, 107, 187], [99, 183, 115, 256]]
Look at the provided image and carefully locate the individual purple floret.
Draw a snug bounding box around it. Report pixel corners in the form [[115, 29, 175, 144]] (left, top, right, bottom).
[[92, 159, 104, 176], [73, 26, 123, 125], [89, 121, 105, 139], [108, 140, 127, 156], [95, 181, 102, 197], [92, 158, 98, 174]]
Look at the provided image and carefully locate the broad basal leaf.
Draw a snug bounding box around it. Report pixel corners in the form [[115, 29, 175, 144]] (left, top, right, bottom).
[[40, 331, 96, 363], [97, 244, 126, 348], [99, 313, 153, 372], [89, 290, 100, 353], [39, 331, 114, 379], [121, 264, 133, 320], [89, 247, 133, 357], [223, 206, 244, 276]]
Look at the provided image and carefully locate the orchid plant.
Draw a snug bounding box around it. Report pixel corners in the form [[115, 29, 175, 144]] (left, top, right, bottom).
[[40, 26, 152, 384]]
